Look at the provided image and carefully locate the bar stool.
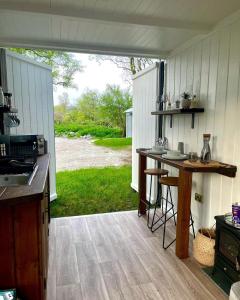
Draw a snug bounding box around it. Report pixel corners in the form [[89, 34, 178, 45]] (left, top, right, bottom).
[[138, 168, 168, 228], [151, 176, 195, 249]]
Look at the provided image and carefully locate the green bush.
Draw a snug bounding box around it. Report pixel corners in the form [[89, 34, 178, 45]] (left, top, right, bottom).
[[55, 123, 122, 138]]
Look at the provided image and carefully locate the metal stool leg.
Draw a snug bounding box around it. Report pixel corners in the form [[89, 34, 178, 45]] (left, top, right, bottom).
[[147, 175, 152, 227], [190, 212, 195, 238], [162, 186, 169, 248], [151, 185, 175, 232], [150, 176, 160, 229], [168, 187, 177, 226]]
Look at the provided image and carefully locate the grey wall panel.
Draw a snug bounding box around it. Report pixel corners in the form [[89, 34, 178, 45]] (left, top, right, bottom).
[[132, 63, 159, 200], [5, 50, 57, 200]]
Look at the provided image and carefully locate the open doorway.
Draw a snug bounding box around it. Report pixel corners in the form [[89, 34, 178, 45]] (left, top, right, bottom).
[[51, 53, 138, 217], [8, 48, 157, 217]]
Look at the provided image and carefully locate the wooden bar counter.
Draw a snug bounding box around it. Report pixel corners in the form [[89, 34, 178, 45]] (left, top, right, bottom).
[[0, 154, 50, 300], [137, 149, 237, 259]]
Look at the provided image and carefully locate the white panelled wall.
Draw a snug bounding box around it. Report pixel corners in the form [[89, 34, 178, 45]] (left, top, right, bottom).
[[5, 50, 57, 200], [132, 63, 159, 199], [165, 17, 240, 230]]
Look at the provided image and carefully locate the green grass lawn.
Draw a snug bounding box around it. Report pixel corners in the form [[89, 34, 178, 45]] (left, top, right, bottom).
[[94, 137, 132, 149], [51, 166, 138, 218]]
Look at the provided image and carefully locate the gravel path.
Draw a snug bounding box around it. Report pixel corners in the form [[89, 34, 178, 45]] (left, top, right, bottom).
[[55, 137, 132, 171]]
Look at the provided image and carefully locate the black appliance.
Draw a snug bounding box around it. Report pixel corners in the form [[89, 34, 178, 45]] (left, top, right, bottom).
[[0, 134, 47, 158], [213, 215, 240, 285], [0, 135, 46, 177]]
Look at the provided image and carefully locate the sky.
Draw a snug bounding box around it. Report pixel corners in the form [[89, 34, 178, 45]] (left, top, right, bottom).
[[53, 53, 130, 105]]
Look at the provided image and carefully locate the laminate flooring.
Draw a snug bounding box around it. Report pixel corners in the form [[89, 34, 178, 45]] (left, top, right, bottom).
[[47, 211, 227, 300]]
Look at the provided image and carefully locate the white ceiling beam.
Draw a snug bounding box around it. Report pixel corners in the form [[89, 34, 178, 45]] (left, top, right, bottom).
[[0, 38, 169, 58], [0, 3, 211, 32]]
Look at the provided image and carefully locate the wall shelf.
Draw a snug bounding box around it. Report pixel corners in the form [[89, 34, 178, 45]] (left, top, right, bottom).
[[151, 108, 204, 129]]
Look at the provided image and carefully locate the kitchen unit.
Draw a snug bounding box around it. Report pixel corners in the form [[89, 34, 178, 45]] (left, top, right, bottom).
[[0, 154, 50, 300]]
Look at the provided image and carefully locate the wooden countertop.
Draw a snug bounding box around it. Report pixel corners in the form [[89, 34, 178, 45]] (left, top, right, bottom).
[[0, 154, 50, 205], [137, 149, 237, 178]]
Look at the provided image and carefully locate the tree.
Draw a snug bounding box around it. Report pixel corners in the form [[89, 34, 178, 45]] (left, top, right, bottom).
[[76, 90, 100, 122], [9, 48, 83, 88], [90, 55, 156, 83], [58, 92, 70, 107], [99, 85, 132, 135], [54, 92, 70, 123]]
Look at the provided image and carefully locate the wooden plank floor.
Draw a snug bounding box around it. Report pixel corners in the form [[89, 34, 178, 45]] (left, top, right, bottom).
[[47, 211, 227, 300]]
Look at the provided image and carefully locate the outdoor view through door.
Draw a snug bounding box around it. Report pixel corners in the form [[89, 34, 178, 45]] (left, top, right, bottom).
[[10, 48, 157, 218]]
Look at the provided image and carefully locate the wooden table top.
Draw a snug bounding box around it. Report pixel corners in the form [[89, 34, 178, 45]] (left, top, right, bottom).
[[0, 154, 50, 205], [137, 149, 237, 178]]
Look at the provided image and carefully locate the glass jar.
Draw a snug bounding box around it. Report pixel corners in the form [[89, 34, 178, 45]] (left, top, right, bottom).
[[4, 92, 12, 108], [200, 134, 211, 163]]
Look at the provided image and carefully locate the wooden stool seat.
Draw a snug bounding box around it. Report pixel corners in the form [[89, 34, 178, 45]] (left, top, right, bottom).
[[159, 176, 179, 187], [144, 168, 169, 176]]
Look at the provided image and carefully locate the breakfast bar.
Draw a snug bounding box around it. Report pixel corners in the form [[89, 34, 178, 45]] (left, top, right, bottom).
[[137, 148, 237, 259]]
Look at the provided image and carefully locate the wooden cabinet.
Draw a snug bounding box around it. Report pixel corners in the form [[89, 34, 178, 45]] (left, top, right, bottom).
[[0, 156, 50, 300]]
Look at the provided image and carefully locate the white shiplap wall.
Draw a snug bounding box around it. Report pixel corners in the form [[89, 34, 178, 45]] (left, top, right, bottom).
[[5, 50, 57, 200], [132, 63, 159, 199], [165, 18, 240, 229]]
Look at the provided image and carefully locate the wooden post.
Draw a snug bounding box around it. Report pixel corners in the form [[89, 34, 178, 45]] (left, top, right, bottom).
[[138, 153, 147, 215], [176, 169, 192, 258]]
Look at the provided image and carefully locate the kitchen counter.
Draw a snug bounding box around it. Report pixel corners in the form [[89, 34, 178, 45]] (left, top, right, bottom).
[[0, 154, 50, 205]]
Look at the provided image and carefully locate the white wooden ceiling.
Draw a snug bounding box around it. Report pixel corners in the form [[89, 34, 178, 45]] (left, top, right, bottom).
[[0, 0, 240, 57]]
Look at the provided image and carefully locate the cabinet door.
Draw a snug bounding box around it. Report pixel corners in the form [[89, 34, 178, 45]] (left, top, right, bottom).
[[0, 206, 15, 288], [14, 201, 42, 300]]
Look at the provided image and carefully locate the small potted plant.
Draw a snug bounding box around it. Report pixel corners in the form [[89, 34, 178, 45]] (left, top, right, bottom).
[[181, 92, 191, 109], [190, 94, 199, 108]]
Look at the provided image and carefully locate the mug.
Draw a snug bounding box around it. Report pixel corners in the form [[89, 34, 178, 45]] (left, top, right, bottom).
[[178, 142, 184, 154]]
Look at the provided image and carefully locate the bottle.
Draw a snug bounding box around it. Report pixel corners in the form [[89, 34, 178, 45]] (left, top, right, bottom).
[[0, 87, 4, 107], [200, 134, 211, 163], [232, 202, 240, 225]]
